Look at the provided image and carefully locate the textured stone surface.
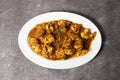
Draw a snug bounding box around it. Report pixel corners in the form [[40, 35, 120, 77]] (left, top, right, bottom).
[[0, 0, 120, 80]]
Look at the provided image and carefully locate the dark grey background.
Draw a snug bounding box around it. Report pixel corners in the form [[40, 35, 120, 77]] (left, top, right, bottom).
[[0, 0, 120, 80]]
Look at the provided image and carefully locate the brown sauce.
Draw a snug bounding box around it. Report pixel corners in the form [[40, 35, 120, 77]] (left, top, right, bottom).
[[28, 20, 96, 60]]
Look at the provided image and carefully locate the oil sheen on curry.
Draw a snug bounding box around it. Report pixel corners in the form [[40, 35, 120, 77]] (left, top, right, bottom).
[[28, 20, 96, 60]]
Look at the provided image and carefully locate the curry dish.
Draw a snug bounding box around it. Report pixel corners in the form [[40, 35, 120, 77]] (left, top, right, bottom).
[[28, 20, 96, 60]]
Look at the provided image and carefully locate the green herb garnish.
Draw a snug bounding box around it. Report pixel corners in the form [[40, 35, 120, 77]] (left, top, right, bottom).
[[63, 55, 70, 60], [55, 29, 61, 36]]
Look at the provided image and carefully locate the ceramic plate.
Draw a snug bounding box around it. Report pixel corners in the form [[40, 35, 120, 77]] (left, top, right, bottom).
[[18, 12, 102, 69]]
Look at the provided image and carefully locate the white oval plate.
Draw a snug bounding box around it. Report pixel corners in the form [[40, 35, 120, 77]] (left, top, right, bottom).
[[18, 12, 102, 69]]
